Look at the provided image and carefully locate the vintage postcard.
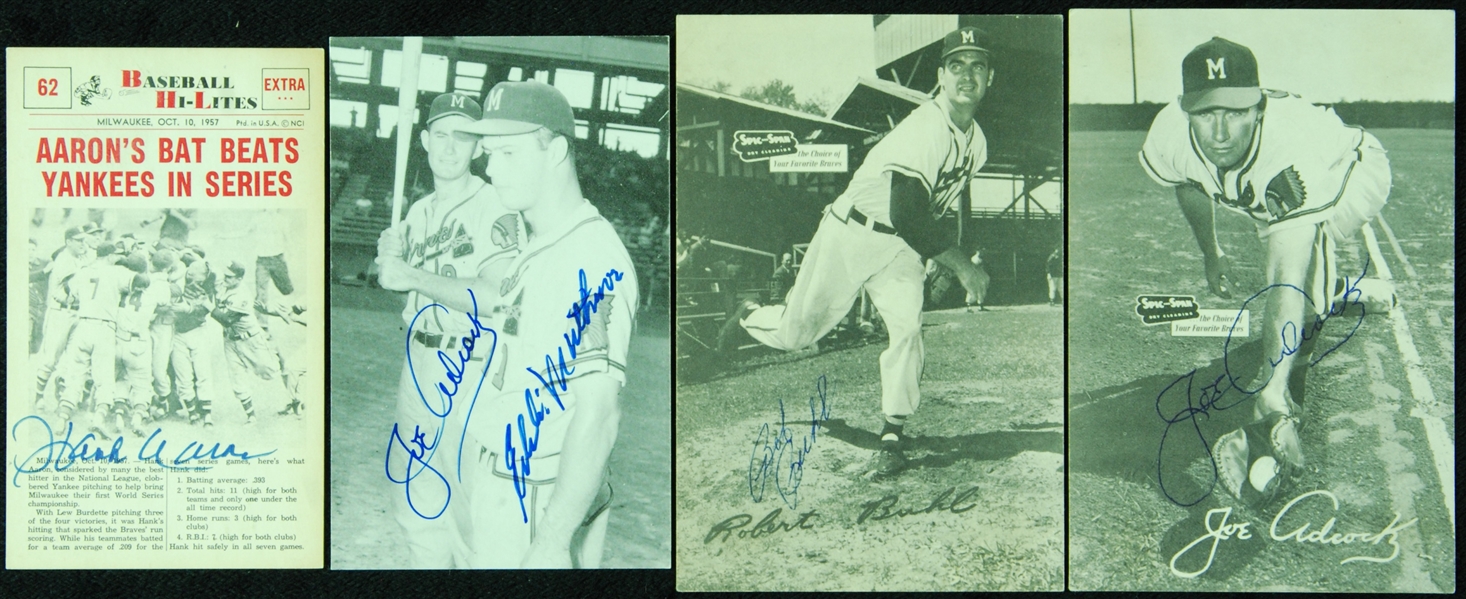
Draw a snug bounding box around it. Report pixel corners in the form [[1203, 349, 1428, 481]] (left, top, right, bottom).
[[675, 15, 1064, 591], [1067, 9, 1455, 592], [6, 47, 326, 568], [326, 36, 671, 569]]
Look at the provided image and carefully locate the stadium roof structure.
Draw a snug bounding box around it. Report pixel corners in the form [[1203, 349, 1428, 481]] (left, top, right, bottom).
[[861, 15, 1062, 174], [676, 82, 874, 140], [828, 76, 930, 134]]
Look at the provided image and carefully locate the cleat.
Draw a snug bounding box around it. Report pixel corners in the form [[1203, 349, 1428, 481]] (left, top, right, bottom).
[[865, 439, 908, 480]]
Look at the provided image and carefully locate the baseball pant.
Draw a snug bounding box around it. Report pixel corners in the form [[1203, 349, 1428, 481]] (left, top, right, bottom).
[[1254, 133, 1390, 318], [256, 253, 294, 296], [115, 334, 153, 415], [260, 314, 306, 404], [150, 320, 176, 399], [171, 326, 215, 418], [225, 331, 279, 417], [390, 331, 489, 568], [454, 427, 613, 568], [35, 306, 79, 404], [741, 210, 926, 417], [56, 319, 117, 416]]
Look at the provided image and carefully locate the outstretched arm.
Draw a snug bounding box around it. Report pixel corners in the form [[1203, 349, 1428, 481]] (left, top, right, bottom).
[[1174, 184, 1232, 298]]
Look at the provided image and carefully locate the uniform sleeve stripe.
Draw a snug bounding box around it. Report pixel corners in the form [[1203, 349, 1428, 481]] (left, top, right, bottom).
[[1139, 149, 1182, 185]]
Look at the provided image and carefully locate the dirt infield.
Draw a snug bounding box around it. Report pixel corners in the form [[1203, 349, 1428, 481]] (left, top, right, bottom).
[[1067, 130, 1455, 592], [675, 305, 1063, 591], [328, 284, 670, 569]]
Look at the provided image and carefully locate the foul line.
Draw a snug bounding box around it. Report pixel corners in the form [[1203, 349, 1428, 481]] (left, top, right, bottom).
[[1361, 220, 1455, 532]]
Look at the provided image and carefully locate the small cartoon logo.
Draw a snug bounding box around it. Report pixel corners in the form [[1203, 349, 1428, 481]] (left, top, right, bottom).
[[74, 75, 112, 106], [491, 213, 519, 250]]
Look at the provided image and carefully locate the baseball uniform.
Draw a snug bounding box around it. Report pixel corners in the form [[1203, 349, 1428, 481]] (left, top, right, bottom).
[[1140, 92, 1390, 315], [454, 199, 634, 568], [216, 271, 277, 420], [171, 262, 218, 424], [115, 259, 168, 421], [54, 259, 137, 418], [34, 244, 94, 407], [740, 98, 986, 417], [390, 175, 521, 568]]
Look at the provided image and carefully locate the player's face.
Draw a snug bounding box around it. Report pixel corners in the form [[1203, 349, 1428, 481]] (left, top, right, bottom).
[[420, 115, 482, 180], [481, 132, 551, 211], [224, 273, 242, 289], [66, 235, 89, 256], [1186, 105, 1261, 169], [939, 50, 992, 107]]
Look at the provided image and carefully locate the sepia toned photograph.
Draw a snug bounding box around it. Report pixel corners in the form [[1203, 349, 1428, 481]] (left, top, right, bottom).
[[327, 36, 670, 569], [1067, 9, 1455, 592], [675, 15, 1063, 591]]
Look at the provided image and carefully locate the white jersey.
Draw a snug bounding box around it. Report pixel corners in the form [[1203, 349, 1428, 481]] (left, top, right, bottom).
[[473, 200, 638, 440], [398, 175, 520, 333], [1140, 93, 1374, 228], [831, 100, 987, 227]]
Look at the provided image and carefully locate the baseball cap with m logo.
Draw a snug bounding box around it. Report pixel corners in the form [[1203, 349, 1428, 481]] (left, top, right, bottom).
[[1180, 37, 1262, 113]]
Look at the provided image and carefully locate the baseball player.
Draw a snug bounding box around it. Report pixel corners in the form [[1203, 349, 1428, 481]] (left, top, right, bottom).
[[51, 245, 149, 426], [1046, 247, 1063, 306], [33, 225, 98, 411], [114, 249, 170, 435], [214, 260, 286, 424], [450, 80, 634, 569], [730, 27, 995, 479], [254, 210, 308, 416], [146, 247, 185, 421], [1139, 37, 1392, 507], [372, 91, 521, 568], [171, 257, 219, 426]]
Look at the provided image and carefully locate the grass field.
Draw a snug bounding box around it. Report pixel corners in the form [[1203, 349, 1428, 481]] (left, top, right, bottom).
[[1067, 129, 1455, 592], [328, 284, 670, 569], [675, 304, 1064, 591]]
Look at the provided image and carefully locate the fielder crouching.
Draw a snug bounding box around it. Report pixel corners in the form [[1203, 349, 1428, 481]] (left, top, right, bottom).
[[1139, 37, 1393, 508]]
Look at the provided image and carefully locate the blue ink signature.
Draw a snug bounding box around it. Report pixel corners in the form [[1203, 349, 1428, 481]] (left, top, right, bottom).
[[504, 268, 624, 524], [1155, 257, 1370, 506], [11, 416, 276, 486], [387, 289, 498, 519], [749, 375, 831, 510]]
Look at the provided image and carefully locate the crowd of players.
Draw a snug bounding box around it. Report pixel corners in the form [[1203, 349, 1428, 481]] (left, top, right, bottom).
[[28, 208, 306, 438]]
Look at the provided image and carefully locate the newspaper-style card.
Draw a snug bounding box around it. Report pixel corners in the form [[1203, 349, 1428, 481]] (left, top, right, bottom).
[[6, 47, 326, 569], [1067, 9, 1455, 592], [326, 36, 671, 570], [675, 15, 1064, 591]]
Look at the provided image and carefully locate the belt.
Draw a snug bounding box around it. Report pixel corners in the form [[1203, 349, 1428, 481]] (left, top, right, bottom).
[[847, 208, 898, 235], [413, 330, 486, 361], [228, 328, 260, 341]]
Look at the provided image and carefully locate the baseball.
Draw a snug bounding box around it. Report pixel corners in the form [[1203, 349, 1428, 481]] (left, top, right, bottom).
[[1248, 455, 1279, 492]]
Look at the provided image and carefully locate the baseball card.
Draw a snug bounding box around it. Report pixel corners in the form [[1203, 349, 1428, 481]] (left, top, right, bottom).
[[6, 47, 326, 569], [326, 36, 671, 569], [675, 15, 1064, 591], [1067, 10, 1455, 592]]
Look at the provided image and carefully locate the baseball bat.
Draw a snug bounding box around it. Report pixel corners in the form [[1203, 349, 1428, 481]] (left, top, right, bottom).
[[390, 36, 423, 228]]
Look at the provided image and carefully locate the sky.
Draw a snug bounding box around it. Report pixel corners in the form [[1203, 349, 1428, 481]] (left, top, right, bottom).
[[676, 15, 876, 112], [1069, 9, 1455, 104]]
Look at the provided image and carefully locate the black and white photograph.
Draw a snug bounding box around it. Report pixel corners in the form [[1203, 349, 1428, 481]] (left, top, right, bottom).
[[1066, 9, 1455, 592], [327, 36, 671, 569], [27, 208, 312, 436], [675, 15, 1063, 591]]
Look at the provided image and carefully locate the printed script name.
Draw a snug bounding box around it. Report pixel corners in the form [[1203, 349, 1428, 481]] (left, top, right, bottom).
[[1169, 490, 1419, 578]]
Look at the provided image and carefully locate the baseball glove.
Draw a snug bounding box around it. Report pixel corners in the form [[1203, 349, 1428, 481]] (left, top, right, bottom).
[[1213, 409, 1304, 509]]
